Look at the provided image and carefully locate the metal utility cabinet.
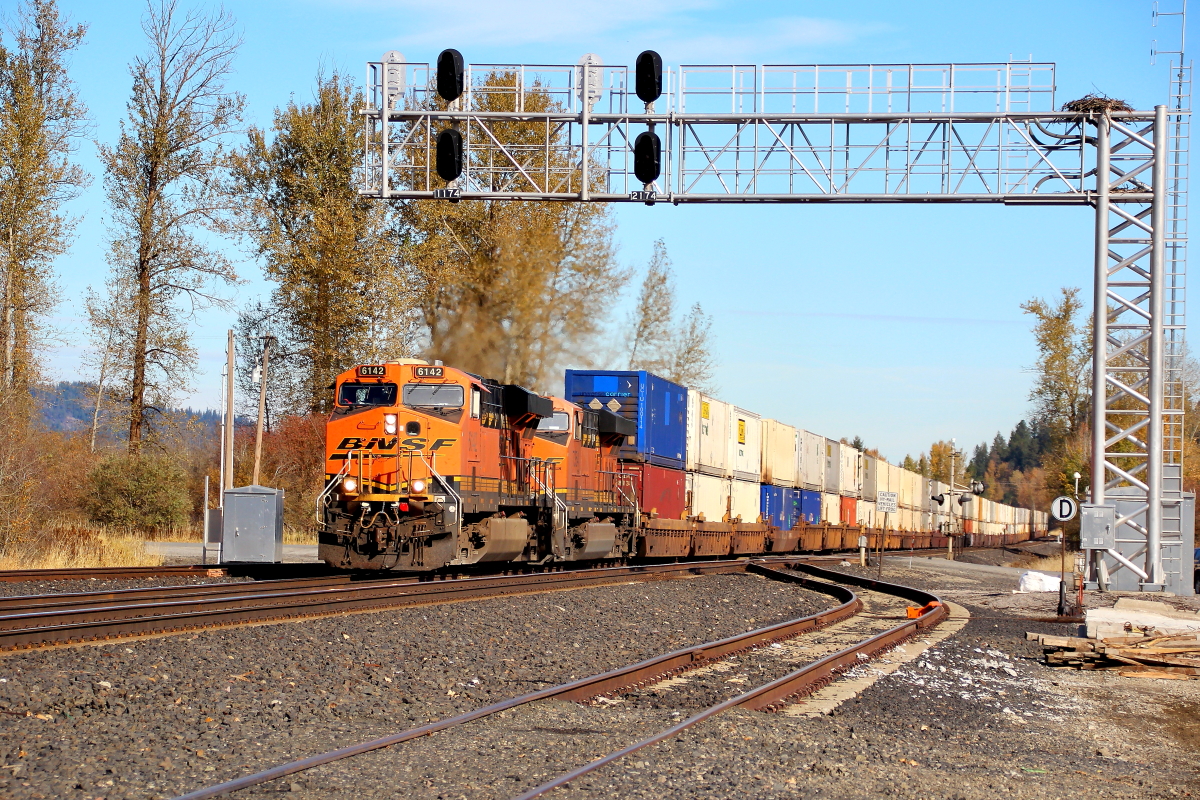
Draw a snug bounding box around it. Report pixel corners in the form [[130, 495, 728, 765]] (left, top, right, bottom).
[[221, 485, 285, 563]]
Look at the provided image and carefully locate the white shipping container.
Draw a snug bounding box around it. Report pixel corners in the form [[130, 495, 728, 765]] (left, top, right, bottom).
[[797, 430, 825, 490], [858, 500, 876, 528], [898, 468, 920, 509], [820, 492, 840, 524], [730, 479, 761, 523], [686, 390, 731, 477], [729, 407, 762, 483], [824, 439, 840, 494], [687, 472, 728, 522], [760, 419, 798, 487], [839, 445, 861, 497], [862, 456, 880, 501]]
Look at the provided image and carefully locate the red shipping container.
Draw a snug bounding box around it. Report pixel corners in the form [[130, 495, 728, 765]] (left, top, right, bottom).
[[839, 496, 857, 526], [621, 464, 687, 520]]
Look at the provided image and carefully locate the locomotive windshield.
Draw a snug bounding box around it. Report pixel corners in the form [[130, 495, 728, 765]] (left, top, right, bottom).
[[339, 382, 397, 407], [403, 383, 465, 408], [537, 411, 570, 432]]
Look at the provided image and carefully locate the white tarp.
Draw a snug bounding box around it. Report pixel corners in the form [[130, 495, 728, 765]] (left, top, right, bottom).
[[1017, 571, 1062, 593]]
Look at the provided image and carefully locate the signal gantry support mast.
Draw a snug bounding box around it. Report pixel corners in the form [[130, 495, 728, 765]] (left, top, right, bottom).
[[361, 54, 1192, 593]]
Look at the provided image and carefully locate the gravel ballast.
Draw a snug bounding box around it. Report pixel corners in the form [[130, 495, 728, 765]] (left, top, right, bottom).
[[0, 571, 830, 800], [0, 575, 252, 599]]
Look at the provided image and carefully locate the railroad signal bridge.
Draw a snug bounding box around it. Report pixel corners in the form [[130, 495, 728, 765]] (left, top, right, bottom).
[[360, 53, 1192, 594]]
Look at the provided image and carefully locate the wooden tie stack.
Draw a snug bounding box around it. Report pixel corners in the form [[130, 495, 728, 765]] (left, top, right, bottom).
[[1028, 631, 1200, 679], [1029, 597, 1200, 680]]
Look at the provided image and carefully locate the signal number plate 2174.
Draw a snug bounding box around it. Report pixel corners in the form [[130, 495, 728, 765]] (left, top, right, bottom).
[[357, 365, 387, 377], [414, 366, 444, 378]]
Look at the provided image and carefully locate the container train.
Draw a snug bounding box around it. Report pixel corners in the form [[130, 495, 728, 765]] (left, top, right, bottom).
[[318, 360, 1049, 571]]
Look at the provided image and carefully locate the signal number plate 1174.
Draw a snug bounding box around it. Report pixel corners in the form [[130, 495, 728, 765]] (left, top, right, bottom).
[[414, 366, 444, 378], [357, 365, 387, 377]]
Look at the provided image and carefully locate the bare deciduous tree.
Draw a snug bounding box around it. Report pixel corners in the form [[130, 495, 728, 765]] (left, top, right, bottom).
[[625, 239, 716, 391], [92, 0, 243, 453]]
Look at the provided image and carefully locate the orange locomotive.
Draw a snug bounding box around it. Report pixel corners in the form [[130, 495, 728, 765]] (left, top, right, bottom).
[[319, 360, 637, 570]]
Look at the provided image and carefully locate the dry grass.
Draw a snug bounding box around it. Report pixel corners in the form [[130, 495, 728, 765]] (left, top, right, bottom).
[[1007, 552, 1078, 574], [0, 524, 164, 570], [284, 527, 317, 545]]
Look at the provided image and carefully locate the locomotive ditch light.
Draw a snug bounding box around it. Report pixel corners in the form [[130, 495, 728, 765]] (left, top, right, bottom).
[[411, 479, 427, 494], [635, 50, 663, 105], [436, 128, 464, 182], [436, 48, 465, 102], [342, 477, 359, 494], [633, 131, 661, 184]]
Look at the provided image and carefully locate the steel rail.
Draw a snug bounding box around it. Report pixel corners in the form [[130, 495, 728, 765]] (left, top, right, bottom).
[[0, 560, 747, 651], [0, 574, 373, 614], [0, 562, 331, 584], [0, 564, 218, 583], [170, 562, 863, 800], [512, 562, 946, 799]]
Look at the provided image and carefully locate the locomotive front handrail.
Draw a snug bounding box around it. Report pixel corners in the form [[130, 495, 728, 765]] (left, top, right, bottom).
[[316, 461, 352, 525]]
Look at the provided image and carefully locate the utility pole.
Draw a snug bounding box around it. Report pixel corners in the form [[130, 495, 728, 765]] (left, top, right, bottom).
[[948, 439, 956, 561], [251, 337, 274, 486], [224, 329, 235, 490]]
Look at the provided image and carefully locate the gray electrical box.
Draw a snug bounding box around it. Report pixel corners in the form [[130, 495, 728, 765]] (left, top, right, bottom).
[[1080, 504, 1116, 550], [221, 485, 284, 563]]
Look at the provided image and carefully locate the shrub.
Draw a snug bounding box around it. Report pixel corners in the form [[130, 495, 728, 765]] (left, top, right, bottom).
[[86, 453, 190, 531]]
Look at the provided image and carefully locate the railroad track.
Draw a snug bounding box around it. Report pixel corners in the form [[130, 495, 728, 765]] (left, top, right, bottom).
[[0, 561, 331, 583], [171, 561, 945, 800], [0, 560, 753, 651]]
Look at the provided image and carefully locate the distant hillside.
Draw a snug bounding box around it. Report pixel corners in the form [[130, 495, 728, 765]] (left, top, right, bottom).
[[34, 382, 224, 443]]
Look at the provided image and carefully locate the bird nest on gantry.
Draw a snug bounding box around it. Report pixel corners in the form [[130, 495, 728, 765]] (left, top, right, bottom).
[[1061, 93, 1135, 113]]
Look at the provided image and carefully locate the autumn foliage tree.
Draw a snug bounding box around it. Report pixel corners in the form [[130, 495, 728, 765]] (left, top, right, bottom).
[[398, 71, 628, 392], [234, 71, 414, 415], [0, 0, 87, 392], [0, 0, 87, 551]]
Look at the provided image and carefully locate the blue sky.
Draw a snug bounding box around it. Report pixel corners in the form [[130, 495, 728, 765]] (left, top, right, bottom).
[[42, 0, 1187, 461]]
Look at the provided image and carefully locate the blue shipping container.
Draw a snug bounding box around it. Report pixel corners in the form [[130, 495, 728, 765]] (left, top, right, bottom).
[[782, 491, 801, 527], [799, 490, 822, 525], [564, 370, 687, 469], [761, 485, 797, 531]]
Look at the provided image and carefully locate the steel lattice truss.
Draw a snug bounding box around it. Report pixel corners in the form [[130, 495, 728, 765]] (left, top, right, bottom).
[[1090, 107, 1185, 587], [361, 59, 1189, 589]]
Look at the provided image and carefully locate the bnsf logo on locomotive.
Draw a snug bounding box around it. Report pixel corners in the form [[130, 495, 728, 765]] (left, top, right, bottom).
[[336, 436, 456, 452], [357, 365, 387, 376], [414, 365, 444, 378]]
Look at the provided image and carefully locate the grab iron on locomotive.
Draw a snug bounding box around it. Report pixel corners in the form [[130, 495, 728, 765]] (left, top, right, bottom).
[[318, 360, 1049, 571]]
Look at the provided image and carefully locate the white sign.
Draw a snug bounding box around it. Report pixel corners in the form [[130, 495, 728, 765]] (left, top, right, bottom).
[[877, 491, 898, 514], [1050, 495, 1078, 522]]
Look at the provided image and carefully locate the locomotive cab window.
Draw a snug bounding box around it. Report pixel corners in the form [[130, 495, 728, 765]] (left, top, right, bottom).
[[402, 383, 465, 408], [537, 411, 571, 432], [470, 387, 481, 419], [338, 382, 397, 407]]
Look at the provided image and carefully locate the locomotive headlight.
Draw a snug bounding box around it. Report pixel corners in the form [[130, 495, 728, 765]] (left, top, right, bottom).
[[384, 413, 397, 434], [342, 477, 358, 494], [410, 479, 426, 494]]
